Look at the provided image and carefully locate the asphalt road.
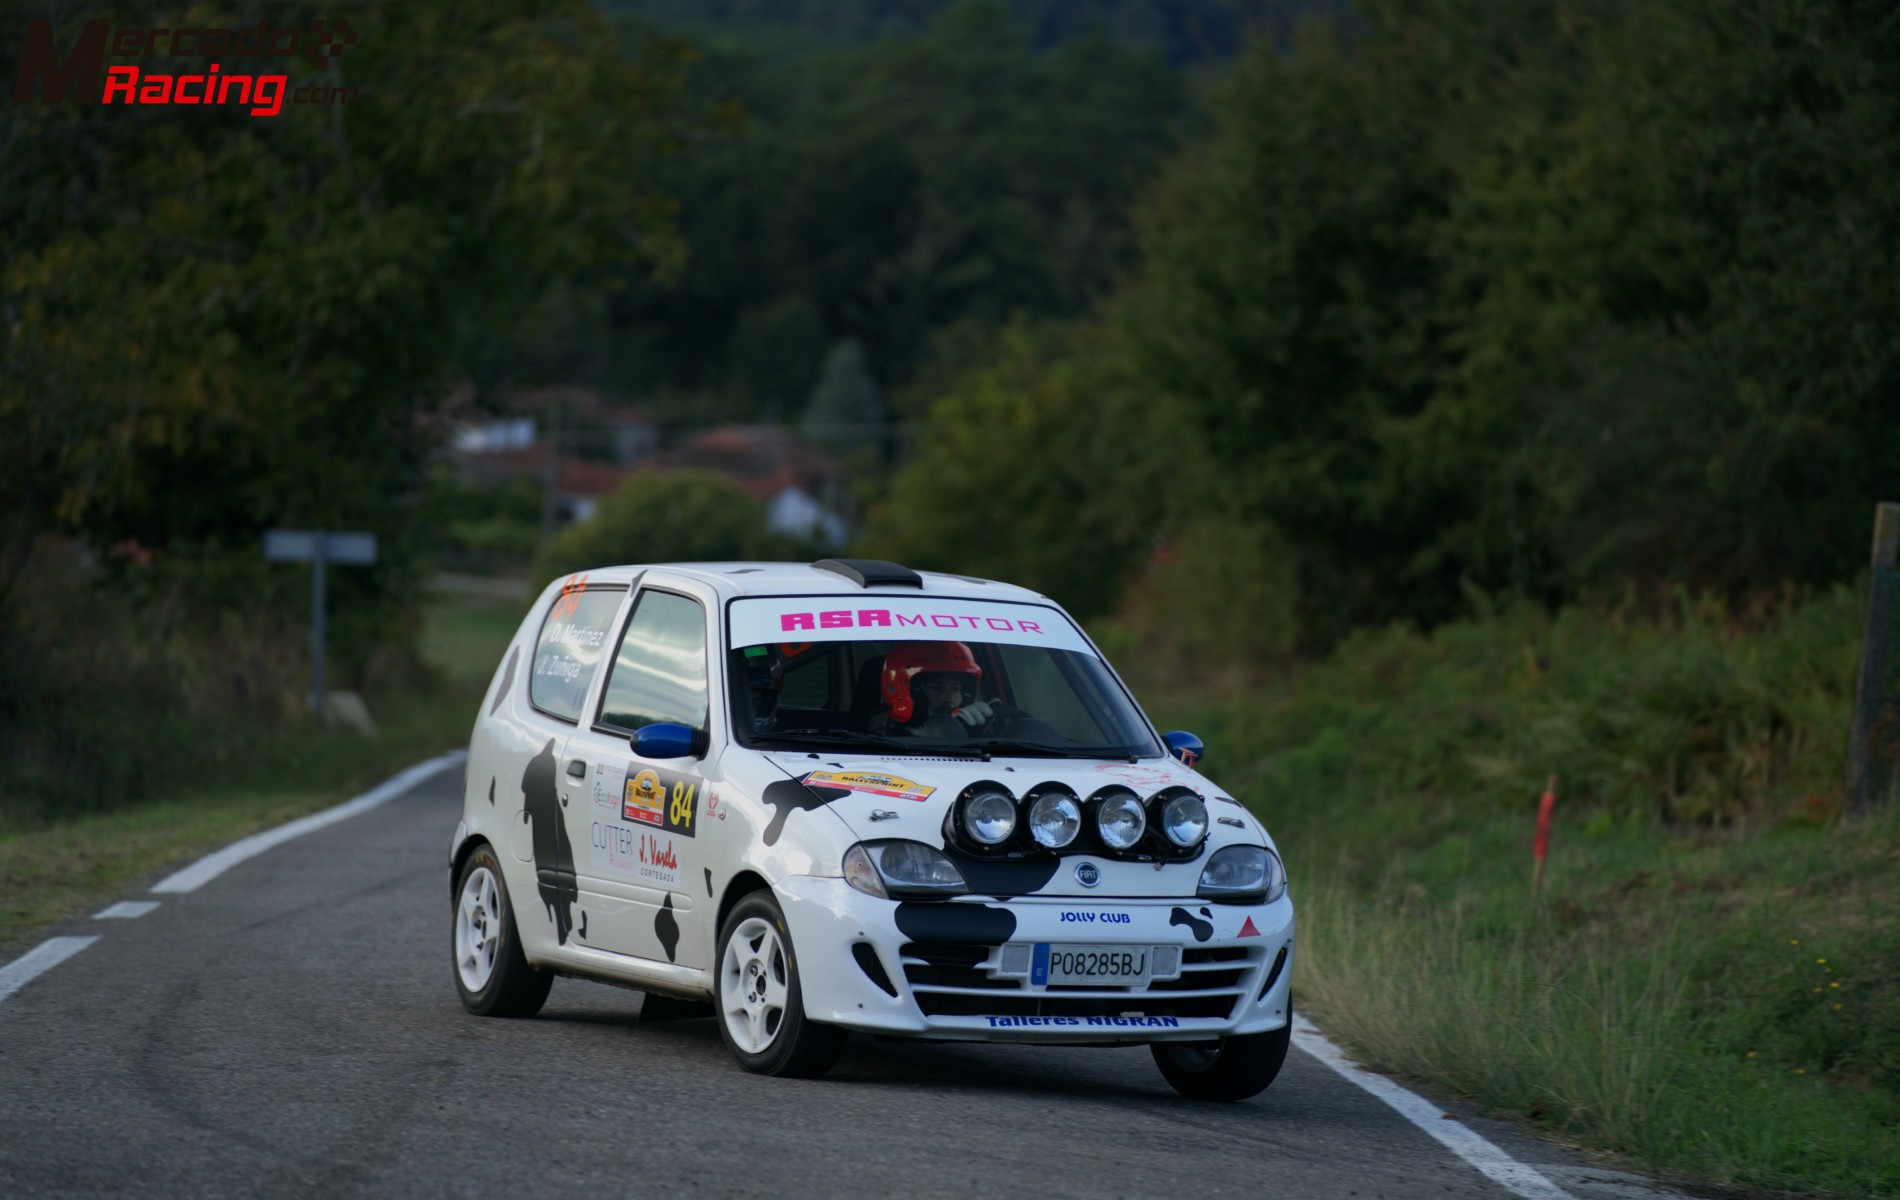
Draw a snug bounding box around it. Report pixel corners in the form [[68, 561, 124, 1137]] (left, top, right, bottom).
[[0, 763, 1688, 1200]]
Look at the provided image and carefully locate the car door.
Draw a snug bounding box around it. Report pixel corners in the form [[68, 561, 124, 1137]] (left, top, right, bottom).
[[562, 583, 714, 968], [512, 578, 631, 950]]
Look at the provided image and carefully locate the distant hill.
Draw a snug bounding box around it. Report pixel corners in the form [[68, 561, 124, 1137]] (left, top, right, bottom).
[[600, 0, 1335, 65]]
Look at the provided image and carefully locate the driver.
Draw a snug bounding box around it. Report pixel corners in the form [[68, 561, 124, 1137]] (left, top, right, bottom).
[[877, 641, 1021, 738]]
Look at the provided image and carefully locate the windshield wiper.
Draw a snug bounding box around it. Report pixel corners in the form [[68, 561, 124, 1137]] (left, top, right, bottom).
[[965, 738, 1084, 758], [761, 729, 987, 758]]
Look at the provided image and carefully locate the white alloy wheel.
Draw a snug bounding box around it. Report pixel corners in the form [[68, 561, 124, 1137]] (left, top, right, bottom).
[[456, 865, 503, 993], [720, 915, 790, 1054]]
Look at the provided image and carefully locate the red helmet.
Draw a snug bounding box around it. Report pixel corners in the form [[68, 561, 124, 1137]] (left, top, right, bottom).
[[881, 642, 982, 723]]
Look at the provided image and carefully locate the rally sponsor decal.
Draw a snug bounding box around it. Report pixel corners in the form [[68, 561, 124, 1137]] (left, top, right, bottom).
[[729, 597, 1094, 655], [1056, 911, 1130, 924], [982, 1015, 1180, 1029], [590, 769, 619, 816], [801, 769, 936, 803], [623, 765, 699, 838], [590, 820, 682, 885]]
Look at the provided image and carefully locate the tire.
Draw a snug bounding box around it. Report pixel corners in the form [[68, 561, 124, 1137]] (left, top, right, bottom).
[[715, 890, 845, 1077], [1151, 1016, 1291, 1102], [453, 844, 553, 1018]]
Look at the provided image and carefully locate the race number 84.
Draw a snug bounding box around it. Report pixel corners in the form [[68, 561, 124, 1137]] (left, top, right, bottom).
[[669, 781, 695, 833]]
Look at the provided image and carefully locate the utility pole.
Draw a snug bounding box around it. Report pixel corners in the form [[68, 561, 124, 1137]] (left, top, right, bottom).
[[540, 399, 563, 545], [1847, 503, 1900, 817]]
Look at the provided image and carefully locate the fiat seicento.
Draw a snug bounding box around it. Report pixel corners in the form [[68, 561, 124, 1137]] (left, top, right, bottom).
[[449, 558, 1293, 1099]]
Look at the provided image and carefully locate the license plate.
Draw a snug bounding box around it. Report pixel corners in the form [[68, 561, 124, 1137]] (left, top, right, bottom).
[[1033, 943, 1151, 987]]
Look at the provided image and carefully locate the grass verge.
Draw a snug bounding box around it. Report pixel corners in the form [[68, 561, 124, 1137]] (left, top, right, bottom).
[[1139, 587, 1900, 1197], [0, 583, 526, 958]]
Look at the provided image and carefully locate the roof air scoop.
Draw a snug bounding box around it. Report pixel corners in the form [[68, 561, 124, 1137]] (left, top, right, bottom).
[[812, 558, 924, 588]]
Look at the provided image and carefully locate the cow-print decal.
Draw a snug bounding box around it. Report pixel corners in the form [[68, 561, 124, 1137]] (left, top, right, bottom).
[[704, 868, 714, 897], [655, 893, 680, 962], [1169, 905, 1214, 942], [487, 777, 495, 805], [761, 777, 850, 846], [521, 738, 578, 945], [951, 854, 1061, 897], [488, 646, 518, 716], [894, 901, 1016, 946]]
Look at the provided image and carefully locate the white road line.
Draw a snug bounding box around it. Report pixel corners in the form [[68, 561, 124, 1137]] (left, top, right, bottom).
[[151, 751, 466, 894], [0, 937, 99, 1005], [1292, 1015, 1578, 1200], [93, 901, 161, 920]]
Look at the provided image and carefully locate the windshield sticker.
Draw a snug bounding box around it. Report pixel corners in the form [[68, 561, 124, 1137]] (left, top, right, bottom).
[[801, 770, 935, 802], [623, 766, 699, 838], [730, 597, 1093, 655]]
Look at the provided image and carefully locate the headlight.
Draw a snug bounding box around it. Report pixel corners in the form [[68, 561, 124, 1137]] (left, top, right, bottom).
[[961, 789, 1017, 846], [1096, 790, 1146, 850], [844, 841, 967, 897], [1157, 790, 1209, 849], [1197, 845, 1286, 902], [1026, 789, 1081, 849]]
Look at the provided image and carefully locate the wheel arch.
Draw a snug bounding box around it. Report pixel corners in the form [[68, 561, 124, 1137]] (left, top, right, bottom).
[[717, 869, 773, 937], [451, 833, 489, 900]]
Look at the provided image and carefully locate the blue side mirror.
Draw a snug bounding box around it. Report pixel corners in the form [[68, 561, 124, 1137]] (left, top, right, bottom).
[[1163, 730, 1205, 768], [633, 722, 703, 759]]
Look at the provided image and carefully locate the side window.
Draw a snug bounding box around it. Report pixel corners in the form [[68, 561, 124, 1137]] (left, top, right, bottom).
[[598, 590, 710, 732], [529, 586, 626, 723]]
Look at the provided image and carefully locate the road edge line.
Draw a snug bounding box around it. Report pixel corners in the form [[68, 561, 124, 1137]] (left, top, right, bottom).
[[1291, 1014, 1578, 1200], [150, 751, 466, 894], [0, 937, 100, 1006]]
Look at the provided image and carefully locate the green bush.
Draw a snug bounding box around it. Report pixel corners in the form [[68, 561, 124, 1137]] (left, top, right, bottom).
[[1141, 588, 1900, 1195]]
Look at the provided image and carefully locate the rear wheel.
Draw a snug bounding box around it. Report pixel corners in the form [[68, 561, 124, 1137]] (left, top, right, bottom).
[[715, 891, 845, 1077], [1151, 1017, 1291, 1102], [453, 845, 553, 1018]]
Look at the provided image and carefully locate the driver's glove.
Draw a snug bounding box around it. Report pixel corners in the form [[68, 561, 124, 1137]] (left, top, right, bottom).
[[953, 699, 998, 728]]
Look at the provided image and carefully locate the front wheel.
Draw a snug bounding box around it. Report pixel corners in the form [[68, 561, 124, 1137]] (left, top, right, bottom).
[[453, 845, 553, 1018], [1151, 1018, 1291, 1101], [715, 891, 845, 1077]]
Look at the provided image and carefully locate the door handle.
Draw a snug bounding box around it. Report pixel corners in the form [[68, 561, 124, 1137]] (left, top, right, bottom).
[[566, 759, 587, 780]]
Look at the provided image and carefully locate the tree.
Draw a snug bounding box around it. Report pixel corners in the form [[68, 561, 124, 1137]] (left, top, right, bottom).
[[0, 0, 693, 659], [800, 339, 886, 471], [529, 470, 794, 586]]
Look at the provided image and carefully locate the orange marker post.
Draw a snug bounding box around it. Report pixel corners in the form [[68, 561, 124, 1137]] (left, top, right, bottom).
[[1530, 775, 1556, 898]]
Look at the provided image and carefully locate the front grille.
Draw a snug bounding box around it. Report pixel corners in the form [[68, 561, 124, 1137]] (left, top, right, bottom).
[[898, 942, 1262, 1021]]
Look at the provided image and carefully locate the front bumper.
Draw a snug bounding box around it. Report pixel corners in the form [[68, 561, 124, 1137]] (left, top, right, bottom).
[[776, 876, 1294, 1043]]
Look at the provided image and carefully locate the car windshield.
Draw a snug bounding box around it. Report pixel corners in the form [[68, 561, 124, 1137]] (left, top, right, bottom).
[[724, 599, 1160, 758]]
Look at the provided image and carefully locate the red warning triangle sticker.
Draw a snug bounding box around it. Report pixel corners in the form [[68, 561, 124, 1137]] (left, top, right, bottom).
[[1238, 917, 1261, 938]]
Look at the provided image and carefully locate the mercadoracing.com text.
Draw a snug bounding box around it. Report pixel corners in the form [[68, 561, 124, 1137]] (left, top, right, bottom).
[[12, 18, 360, 118]]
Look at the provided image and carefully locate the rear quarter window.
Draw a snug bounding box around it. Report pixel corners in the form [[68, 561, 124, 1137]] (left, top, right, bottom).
[[529, 585, 625, 722]]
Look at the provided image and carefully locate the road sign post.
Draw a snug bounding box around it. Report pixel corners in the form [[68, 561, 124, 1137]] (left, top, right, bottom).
[[264, 530, 378, 721]]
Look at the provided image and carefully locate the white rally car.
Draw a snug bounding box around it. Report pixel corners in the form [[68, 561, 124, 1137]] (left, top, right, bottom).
[[450, 559, 1293, 1099]]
